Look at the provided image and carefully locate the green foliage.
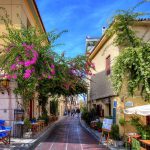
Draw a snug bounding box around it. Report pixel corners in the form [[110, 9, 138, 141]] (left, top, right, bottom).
[[81, 107, 91, 125], [96, 122, 102, 129], [130, 116, 150, 139], [81, 107, 98, 125], [107, 1, 150, 99], [50, 97, 58, 115], [105, 116, 113, 119], [39, 112, 49, 125], [110, 124, 120, 140], [119, 117, 126, 126], [24, 118, 31, 129]]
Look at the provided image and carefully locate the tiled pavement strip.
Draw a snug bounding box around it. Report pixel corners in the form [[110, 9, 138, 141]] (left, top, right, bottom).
[[35, 117, 107, 150]]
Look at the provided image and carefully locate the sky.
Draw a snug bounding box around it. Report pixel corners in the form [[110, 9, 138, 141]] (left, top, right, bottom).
[[36, 0, 150, 57]]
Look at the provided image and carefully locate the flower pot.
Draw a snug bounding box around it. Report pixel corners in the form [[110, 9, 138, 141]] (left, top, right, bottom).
[[98, 128, 102, 132]]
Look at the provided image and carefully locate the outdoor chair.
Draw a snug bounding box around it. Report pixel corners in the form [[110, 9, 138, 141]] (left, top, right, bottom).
[[0, 126, 12, 144], [0, 131, 10, 144]]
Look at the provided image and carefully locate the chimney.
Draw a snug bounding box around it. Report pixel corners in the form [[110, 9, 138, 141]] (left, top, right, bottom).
[[102, 26, 106, 35]]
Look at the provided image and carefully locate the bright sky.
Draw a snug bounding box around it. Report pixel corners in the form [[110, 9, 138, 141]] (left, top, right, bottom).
[[36, 0, 150, 57]]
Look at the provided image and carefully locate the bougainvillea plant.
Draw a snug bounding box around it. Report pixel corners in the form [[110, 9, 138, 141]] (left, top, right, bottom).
[[106, 1, 150, 100], [0, 7, 95, 108]]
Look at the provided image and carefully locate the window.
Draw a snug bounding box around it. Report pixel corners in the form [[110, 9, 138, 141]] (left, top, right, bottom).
[[106, 55, 111, 75], [99, 104, 104, 117]]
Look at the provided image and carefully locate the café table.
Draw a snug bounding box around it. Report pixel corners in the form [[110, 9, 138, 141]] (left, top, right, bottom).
[[126, 133, 141, 142], [37, 121, 45, 131], [140, 140, 150, 150], [31, 123, 40, 133], [40, 121, 45, 128]]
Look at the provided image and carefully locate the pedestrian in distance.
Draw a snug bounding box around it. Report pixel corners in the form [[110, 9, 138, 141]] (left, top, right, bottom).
[[68, 109, 70, 116], [76, 108, 80, 118], [71, 109, 75, 117]]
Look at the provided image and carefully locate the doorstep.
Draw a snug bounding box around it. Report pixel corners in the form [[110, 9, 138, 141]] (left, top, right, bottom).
[[80, 119, 126, 150], [0, 116, 66, 150]]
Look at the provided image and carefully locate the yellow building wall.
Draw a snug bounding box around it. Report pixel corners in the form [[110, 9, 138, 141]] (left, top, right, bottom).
[[88, 22, 150, 136], [0, 0, 45, 119]]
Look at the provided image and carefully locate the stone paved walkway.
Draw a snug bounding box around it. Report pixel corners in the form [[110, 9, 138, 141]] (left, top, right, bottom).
[[35, 117, 107, 150]]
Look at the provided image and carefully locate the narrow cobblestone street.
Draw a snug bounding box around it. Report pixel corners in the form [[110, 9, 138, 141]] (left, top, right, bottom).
[[35, 117, 107, 150]]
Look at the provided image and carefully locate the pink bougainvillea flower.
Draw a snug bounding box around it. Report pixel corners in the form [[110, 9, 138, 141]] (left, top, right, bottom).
[[23, 72, 31, 79], [23, 69, 32, 79], [24, 60, 32, 67], [31, 68, 35, 73], [12, 74, 17, 79], [18, 61, 24, 65], [10, 64, 17, 70], [22, 43, 27, 47], [32, 50, 38, 58], [6, 75, 11, 79], [48, 75, 52, 79], [25, 51, 30, 57], [25, 69, 32, 74], [51, 69, 55, 75], [50, 64, 55, 69]]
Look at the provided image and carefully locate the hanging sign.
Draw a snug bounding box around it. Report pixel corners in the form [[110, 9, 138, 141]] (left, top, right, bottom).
[[113, 100, 117, 108]]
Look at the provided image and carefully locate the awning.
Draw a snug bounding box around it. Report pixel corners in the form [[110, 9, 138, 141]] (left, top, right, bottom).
[[124, 104, 150, 116]]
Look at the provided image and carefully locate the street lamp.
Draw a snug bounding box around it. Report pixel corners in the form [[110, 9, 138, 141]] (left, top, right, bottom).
[[0, 79, 9, 88]]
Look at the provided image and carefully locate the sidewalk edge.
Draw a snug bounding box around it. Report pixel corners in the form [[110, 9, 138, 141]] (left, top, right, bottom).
[[79, 118, 100, 141]]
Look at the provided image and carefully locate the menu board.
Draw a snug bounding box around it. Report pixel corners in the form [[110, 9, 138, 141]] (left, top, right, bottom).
[[102, 118, 113, 131]]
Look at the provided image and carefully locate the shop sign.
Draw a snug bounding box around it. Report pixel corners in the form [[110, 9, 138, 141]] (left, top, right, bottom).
[[125, 101, 134, 107], [113, 100, 117, 108], [14, 109, 24, 114]]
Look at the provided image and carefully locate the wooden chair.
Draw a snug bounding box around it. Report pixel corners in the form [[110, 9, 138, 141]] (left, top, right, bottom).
[[0, 125, 12, 144], [0, 131, 10, 144]]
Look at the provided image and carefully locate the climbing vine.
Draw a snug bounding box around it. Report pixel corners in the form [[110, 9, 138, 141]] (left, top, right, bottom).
[[107, 1, 150, 99]]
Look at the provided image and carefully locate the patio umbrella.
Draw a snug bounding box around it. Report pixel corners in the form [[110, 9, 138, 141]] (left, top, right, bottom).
[[124, 104, 150, 116]]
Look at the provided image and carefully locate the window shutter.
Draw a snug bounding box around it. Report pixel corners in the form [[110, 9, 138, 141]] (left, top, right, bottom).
[[106, 55, 111, 75]]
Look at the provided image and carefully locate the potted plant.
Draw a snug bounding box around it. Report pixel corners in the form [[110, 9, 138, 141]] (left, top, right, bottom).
[[141, 125, 150, 140], [24, 118, 31, 132], [110, 124, 120, 147], [96, 122, 102, 132], [119, 117, 126, 126]]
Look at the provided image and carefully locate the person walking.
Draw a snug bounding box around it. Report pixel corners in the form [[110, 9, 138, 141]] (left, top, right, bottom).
[[71, 109, 75, 117], [68, 109, 70, 116], [76, 108, 80, 118]]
